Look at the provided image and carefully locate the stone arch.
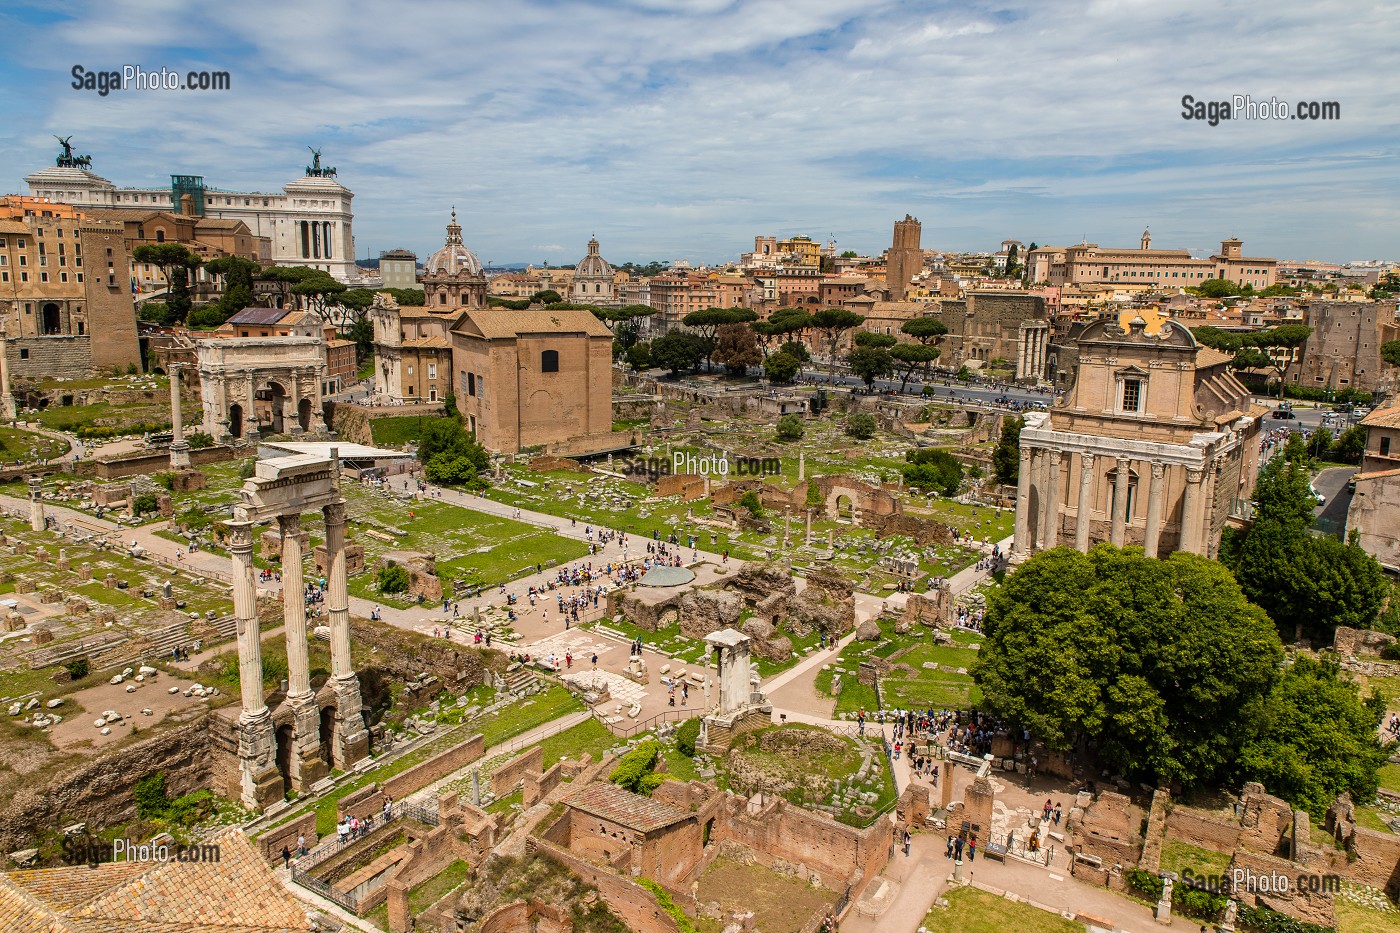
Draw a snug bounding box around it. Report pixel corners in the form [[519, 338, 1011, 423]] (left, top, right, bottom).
[[42, 302, 62, 335], [265, 380, 288, 434], [834, 494, 853, 520], [274, 722, 294, 790], [228, 402, 244, 438], [298, 397, 313, 432], [818, 475, 902, 526]]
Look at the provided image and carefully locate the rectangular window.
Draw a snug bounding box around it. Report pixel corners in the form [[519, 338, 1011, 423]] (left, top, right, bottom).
[[1122, 378, 1142, 413], [428, 364, 437, 379], [407, 365, 414, 376], [1381, 437, 1391, 457], [468, 372, 476, 396]]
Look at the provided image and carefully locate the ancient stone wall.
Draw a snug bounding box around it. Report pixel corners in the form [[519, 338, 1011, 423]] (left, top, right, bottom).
[[492, 745, 545, 797], [528, 837, 684, 933], [1347, 826, 1400, 896], [1333, 625, 1397, 657], [1163, 806, 1242, 856], [6, 335, 93, 380], [657, 473, 707, 501], [0, 715, 212, 853], [523, 763, 564, 807], [478, 900, 573, 933], [1229, 850, 1336, 928], [866, 512, 954, 546], [339, 783, 389, 822], [77, 445, 237, 480], [714, 795, 890, 899], [382, 733, 486, 801], [258, 811, 319, 863], [350, 618, 491, 689]]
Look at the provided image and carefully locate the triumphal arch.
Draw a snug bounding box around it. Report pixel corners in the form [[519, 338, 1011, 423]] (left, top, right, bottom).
[[196, 336, 327, 442], [228, 452, 369, 809]]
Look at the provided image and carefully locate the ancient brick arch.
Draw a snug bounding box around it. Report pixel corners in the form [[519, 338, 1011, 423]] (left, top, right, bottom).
[[816, 475, 901, 525]]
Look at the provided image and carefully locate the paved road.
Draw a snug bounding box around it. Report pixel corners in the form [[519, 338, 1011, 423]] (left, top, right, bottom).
[[1312, 465, 1357, 538]]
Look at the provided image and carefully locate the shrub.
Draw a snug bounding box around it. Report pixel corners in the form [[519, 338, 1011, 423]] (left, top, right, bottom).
[[845, 412, 877, 439], [675, 718, 701, 756], [154, 472, 176, 491], [1381, 642, 1400, 661], [1238, 904, 1334, 933], [1124, 867, 1164, 901], [638, 879, 698, 933], [64, 658, 89, 681], [776, 413, 805, 440], [132, 494, 159, 514], [238, 460, 256, 479], [738, 491, 763, 515], [187, 431, 214, 450], [133, 772, 170, 819], [1173, 885, 1226, 921], [377, 563, 410, 594], [806, 478, 822, 507], [609, 740, 662, 794]]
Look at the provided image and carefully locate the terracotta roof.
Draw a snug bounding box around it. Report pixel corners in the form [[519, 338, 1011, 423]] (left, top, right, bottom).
[[456, 308, 612, 340], [1196, 347, 1235, 368], [402, 335, 451, 348], [1353, 466, 1400, 481], [566, 781, 691, 833], [1360, 405, 1400, 429], [0, 830, 312, 932], [227, 307, 289, 326]]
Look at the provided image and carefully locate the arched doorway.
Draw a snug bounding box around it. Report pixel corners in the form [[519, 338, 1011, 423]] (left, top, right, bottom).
[[267, 382, 287, 435], [835, 494, 853, 521], [274, 723, 294, 790], [298, 397, 313, 432], [41, 303, 61, 335], [319, 705, 337, 769], [228, 403, 244, 439]]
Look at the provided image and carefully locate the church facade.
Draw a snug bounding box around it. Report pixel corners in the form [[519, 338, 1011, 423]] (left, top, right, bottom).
[[1013, 313, 1264, 560]]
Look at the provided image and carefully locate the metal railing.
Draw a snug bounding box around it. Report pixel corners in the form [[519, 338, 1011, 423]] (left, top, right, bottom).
[[290, 866, 358, 913], [592, 706, 691, 738]]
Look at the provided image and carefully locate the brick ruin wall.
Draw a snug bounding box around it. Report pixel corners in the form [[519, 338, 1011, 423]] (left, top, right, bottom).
[[528, 837, 683, 933]]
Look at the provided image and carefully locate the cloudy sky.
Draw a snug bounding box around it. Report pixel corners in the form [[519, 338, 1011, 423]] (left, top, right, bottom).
[[2, 0, 1396, 266]]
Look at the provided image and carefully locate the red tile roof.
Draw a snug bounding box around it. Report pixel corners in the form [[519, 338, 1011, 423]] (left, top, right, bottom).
[[566, 781, 691, 833]]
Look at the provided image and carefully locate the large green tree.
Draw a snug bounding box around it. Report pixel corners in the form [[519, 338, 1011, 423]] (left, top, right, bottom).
[[890, 343, 940, 390], [1224, 455, 1389, 643], [711, 322, 762, 376], [992, 415, 1024, 485], [418, 418, 489, 487], [649, 330, 707, 375], [972, 546, 1283, 787], [1380, 339, 1400, 368], [811, 308, 865, 369], [132, 243, 203, 323], [901, 316, 948, 345], [845, 345, 894, 388], [682, 307, 757, 369], [1237, 655, 1389, 817], [763, 350, 800, 383]]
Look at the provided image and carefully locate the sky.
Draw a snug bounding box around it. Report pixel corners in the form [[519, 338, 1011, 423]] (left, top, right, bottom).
[[1, 0, 1397, 267]]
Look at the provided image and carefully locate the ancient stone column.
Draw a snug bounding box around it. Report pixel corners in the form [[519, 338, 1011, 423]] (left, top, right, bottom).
[[1110, 457, 1131, 547], [168, 365, 191, 470], [1180, 467, 1205, 555], [0, 315, 15, 421], [323, 499, 369, 767], [798, 451, 805, 482], [805, 508, 813, 546], [1143, 462, 1166, 558], [288, 372, 304, 435], [1075, 452, 1095, 552], [783, 507, 791, 546], [28, 477, 45, 532], [1041, 450, 1062, 549], [280, 513, 326, 789], [228, 520, 284, 809], [1012, 445, 1034, 558]]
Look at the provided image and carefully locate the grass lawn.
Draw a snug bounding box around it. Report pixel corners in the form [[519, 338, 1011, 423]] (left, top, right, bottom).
[[1378, 762, 1400, 793], [921, 885, 1082, 933], [367, 857, 470, 930], [0, 425, 69, 462], [534, 715, 620, 768], [1336, 892, 1400, 933], [1352, 805, 1393, 833], [1159, 838, 1232, 879], [369, 415, 428, 449], [476, 685, 585, 747], [815, 619, 981, 715]]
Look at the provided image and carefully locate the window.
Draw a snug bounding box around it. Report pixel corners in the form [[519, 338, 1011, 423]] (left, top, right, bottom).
[[407, 365, 414, 376], [468, 372, 476, 396], [428, 364, 437, 379], [1381, 437, 1391, 457], [19, 349, 29, 360], [1122, 378, 1142, 413], [541, 349, 559, 373]]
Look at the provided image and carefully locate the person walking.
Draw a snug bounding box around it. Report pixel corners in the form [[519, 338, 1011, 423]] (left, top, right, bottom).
[[903, 829, 912, 857], [281, 845, 291, 868]]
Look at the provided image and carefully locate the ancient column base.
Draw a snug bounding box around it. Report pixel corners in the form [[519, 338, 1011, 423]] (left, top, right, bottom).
[[286, 694, 329, 791], [238, 710, 285, 811], [332, 676, 370, 769]]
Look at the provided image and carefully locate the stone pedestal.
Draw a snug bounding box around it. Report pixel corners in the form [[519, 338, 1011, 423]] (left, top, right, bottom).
[[28, 478, 45, 532], [963, 775, 995, 836]]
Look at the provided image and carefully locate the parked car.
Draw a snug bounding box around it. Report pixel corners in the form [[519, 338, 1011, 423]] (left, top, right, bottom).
[[1310, 485, 1325, 505], [1271, 408, 1297, 420]]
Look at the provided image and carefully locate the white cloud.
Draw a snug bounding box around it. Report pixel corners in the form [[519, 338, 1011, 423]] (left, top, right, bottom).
[[2, 0, 1396, 262]]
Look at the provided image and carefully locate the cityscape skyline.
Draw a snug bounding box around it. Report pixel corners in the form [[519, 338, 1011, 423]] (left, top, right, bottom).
[[2, 0, 1397, 265]]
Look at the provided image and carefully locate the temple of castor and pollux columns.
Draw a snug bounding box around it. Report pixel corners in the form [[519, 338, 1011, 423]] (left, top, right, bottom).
[[214, 451, 370, 811]]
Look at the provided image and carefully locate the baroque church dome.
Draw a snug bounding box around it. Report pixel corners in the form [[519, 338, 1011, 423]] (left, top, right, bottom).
[[424, 210, 483, 277], [575, 237, 613, 279]]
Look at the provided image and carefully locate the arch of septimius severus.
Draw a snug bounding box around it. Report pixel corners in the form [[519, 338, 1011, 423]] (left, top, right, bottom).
[[228, 451, 368, 809]]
